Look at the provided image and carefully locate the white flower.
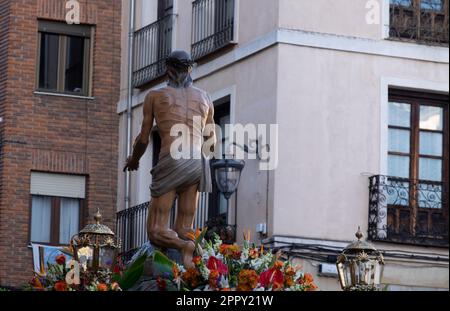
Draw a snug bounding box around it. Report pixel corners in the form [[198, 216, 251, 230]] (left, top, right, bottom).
[[212, 235, 222, 253], [199, 265, 210, 281], [219, 276, 230, 289], [240, 248, 249, 262]]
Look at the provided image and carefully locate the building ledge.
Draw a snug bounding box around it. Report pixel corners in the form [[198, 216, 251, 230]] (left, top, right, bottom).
[[34, 91, 95, 100]]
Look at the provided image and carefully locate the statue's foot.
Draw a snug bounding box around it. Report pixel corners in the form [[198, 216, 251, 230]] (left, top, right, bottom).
[[176, 228, 196, 241], [181, 241, 196, 269]]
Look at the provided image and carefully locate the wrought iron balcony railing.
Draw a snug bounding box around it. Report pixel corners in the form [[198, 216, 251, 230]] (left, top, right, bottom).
[[132, 14, 174, 88], [192, 0, 235, 61], [368, 175, 448, 247], [116, 192, 211, 255], [389, 0, 449, 45]]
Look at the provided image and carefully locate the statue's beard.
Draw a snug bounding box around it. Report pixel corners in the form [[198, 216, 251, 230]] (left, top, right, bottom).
[[168, 69, 191, 87]]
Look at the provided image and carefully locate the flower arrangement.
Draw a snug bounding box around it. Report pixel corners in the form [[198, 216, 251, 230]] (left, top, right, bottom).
[[165, 229, 318, 291], [26, 254, 122, 292]]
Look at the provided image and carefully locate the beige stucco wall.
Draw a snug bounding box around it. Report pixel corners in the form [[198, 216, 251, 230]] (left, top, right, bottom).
[[279, 0, 384, 39], [273, 43, 449, 242], [194, 45, 279, 242]]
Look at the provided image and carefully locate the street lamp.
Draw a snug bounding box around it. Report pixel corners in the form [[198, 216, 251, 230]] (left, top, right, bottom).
[[211, 158, 245, 200], [71, 210, 120, 273], [336, 227, 384, 291]]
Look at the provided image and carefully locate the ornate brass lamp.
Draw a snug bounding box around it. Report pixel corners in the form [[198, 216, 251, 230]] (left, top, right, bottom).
[[336, 227, 384, 291], [71, 210, 120, 272]]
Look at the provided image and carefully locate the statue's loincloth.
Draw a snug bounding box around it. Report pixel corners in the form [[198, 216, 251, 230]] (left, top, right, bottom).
[[150, 153, 212, 198]]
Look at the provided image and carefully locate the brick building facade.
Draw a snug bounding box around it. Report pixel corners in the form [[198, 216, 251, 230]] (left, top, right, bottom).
[[0, 0, 121, 288]]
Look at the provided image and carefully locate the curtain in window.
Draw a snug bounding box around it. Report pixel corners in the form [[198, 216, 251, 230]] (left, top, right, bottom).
[[59, 198, 80, 244], [31, 196, 52, 243]]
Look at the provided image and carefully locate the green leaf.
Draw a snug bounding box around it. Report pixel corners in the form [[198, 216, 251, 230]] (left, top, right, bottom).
[[152, 251, 175, 278], [195, 228, 208, 251], [117, 253, 148, 291]]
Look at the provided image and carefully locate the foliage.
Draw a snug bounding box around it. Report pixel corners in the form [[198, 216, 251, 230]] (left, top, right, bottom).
[[147, 231, 319, 292], [26, 254, 122, 291]]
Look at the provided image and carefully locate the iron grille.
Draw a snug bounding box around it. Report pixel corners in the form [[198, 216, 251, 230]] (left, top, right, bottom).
[[368, 175, 448, 247], [389, 0, 449, 45], [192, 0, 235, 60], [132, 14, 174, 88]]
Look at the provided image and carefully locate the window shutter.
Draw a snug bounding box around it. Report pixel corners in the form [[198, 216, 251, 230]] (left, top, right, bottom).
[[30, 172, 86, 199]]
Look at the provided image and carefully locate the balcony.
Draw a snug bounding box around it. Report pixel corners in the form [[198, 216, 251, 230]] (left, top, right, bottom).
[[132, 14, 174, 88], [389, 0, 449, 45], [192, 0, 235, 61], [368, 175, 448, 247], [116, 193, 236, 259]]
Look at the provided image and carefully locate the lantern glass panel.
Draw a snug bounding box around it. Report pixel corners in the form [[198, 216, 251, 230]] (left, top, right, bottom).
[[99, 247, 116, 270], [215, 167, 240, 194], [77, 246, 94, 270]]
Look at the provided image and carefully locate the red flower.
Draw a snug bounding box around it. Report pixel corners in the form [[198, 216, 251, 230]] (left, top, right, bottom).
[[206, 257, 228, 275], [259, 268, 284, 289], [156, 277, 166, 291], [54, 281, 68, 291], [55, 254, 66, 266], [97, 283, 108, 291]]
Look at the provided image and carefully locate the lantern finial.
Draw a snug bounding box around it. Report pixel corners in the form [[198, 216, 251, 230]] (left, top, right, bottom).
[[355, 226, 363, 240], [94, 209, 102, 224]]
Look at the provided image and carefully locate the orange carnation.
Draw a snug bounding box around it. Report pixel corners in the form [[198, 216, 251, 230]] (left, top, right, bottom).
[[97, 283, 108, 291], [237, 269, 259, 291]]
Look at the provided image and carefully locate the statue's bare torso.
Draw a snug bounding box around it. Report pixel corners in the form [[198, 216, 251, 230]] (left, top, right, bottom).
[[149, 85, 213, 158]]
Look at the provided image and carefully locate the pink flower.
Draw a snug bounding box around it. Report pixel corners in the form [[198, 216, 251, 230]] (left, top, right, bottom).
[[206, 257, 228, 275]]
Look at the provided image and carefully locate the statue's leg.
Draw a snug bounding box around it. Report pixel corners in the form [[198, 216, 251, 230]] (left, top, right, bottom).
[[175, 183, 199, 240], [147, 190, 195, 268]]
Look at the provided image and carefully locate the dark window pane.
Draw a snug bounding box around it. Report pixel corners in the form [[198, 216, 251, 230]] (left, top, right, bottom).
[[65, 36, 85, 93], [39, 33, 59, 90]]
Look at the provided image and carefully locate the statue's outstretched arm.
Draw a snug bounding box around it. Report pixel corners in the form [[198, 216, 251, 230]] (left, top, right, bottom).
[[123, 92, 154, 171]]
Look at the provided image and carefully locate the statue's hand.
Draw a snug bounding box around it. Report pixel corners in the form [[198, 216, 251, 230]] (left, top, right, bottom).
[[123, 156, 139, 172]]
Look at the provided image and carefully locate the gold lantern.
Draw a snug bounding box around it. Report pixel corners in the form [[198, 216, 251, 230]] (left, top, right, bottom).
[[336, 227, 384, 291], [71, 210, 120, 272]]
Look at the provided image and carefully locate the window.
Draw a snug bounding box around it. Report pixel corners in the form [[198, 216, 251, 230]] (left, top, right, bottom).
[[209, 97, 231, 222], [192, 0, 236, 60], [37, 21, 92, 96], [30, 172, 86, 245], [31, 196, 83, 245], [389, 0, 449, 44], [386, 89, 448, 243], [132, 2, 174, 87], [388, 90, 448, 186]]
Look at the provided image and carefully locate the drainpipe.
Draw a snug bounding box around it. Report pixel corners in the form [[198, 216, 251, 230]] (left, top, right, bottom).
[[125, 0, 136, 210]]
